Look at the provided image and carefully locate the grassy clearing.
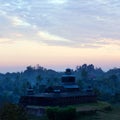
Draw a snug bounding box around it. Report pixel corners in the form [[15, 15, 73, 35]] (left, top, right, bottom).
[[75, 101, 111, 112], [29, 101, 117, 120], [77, 104, 120, 120]]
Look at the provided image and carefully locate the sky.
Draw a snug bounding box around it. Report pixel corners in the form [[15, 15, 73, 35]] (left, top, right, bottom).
[[0, 0, 120, 73]]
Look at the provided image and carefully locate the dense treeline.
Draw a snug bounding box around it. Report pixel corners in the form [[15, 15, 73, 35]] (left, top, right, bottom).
[[0, 64, 120, 105]]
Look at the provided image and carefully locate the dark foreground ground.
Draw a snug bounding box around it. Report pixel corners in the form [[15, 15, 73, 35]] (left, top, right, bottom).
[[29, 102, 120, 120], [76, 104, 120, 120]]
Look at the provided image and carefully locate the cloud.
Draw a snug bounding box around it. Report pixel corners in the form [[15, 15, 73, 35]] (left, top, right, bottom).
[[11, 16, 31, 27], [0, 0, 120, 48], [49, 0, 68, 5], [37, 31, 72, 43], [0, 38, 15, 44]]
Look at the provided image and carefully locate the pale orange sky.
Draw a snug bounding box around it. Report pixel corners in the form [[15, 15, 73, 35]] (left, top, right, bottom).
[[0, 40, 120, 73], [0, 0, 120, 73]]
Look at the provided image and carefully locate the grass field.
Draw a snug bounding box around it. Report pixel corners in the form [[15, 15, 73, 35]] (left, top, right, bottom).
[[29, 102, 120, 120], [77, 104, 120, 120]]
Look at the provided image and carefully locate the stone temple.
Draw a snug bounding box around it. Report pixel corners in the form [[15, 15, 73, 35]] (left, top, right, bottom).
[[19, 69, 97, 107]]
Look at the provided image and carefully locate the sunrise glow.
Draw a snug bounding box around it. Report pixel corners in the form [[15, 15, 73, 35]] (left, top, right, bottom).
[[0, 0, 120, 73]]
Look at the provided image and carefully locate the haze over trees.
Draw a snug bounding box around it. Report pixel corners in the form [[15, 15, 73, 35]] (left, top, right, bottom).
[[0, 64, 120, 105]]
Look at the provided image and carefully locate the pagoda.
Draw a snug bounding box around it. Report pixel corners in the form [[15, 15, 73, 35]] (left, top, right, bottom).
[[19, 69, 97, 107]]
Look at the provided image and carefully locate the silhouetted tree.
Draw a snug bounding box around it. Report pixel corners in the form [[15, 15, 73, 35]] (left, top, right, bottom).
[[35, 75, 42, 92], [0, 103, 28, 120], [21, 80, 31, 95], [109, 74, 118, 81], [81, 69, 88, 80]]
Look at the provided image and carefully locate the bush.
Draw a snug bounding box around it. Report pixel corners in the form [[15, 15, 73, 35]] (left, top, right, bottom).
[[0, 103, 28, 120], [46, 106, 76, 120], [46, 107, 58, 120]]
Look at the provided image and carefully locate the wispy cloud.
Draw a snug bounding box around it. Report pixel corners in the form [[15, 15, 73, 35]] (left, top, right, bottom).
[[0, 38, 15, 44], [37, 31, 72, 43], [0, 0, 120, 48], [11, 16, 31, 27]]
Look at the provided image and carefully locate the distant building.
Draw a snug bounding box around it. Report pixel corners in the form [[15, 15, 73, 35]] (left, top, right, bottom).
[[19, 69, 97, 115]]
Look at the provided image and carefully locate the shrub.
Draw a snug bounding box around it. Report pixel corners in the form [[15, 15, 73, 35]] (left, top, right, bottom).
[[46, 106, 76, 120], [46, 107, 58, 120], [0, 103, 28, 120]]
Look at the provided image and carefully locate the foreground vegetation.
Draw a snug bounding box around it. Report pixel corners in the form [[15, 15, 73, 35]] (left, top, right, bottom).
[[46, 106, 76, 120], [29, 101, 114, 120], [29, 104, 120, 120], [0, 103, 28, 120], [1, 102, 120, 120]]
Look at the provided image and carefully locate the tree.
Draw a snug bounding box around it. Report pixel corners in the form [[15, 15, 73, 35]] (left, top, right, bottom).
[[77, 79, 83, 91], [46, 106, 76, 120], [109, 74, 118, 92], [109, 74, 118, 81], [0, 103, 28, 120], [87, 64, 94, 71], [26, 66, 34, 71], [35, 75, 42, 93], [81, 69, 88, 80], [36, 75, 42, 84], [81, 64, 87, 69], [21, 80, 31, 95]]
